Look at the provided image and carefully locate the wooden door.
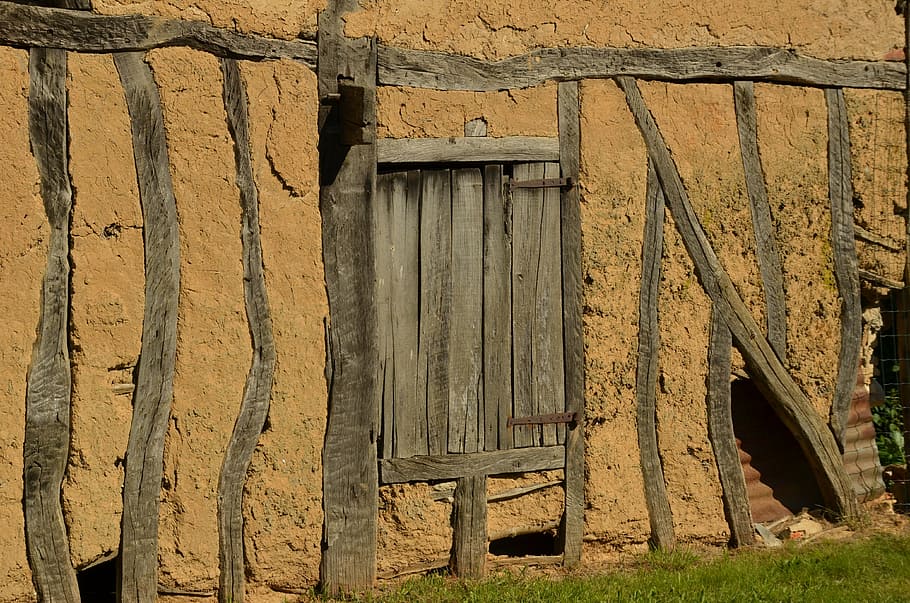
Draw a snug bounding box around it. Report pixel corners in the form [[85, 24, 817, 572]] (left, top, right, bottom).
[[374, 162, 566, 460]]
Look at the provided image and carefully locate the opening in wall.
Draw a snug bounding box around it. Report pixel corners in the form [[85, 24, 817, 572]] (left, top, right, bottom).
[[731, 378, 824, 522], [76, 555, 117, 603]]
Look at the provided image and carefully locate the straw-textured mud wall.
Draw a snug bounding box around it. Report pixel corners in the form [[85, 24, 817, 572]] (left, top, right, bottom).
[[0, 0, 906, 601]]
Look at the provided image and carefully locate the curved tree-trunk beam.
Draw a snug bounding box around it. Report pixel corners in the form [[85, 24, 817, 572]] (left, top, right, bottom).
[[216, 57, 277, 603], [24, 45, 81, 603], [706, 310, 754, 547], [114, 51, 181, 603], [635, 161, 675, 549], [733, 81, 787, 360], [617, 75, 859, 520], [825, 88, 862, 449]]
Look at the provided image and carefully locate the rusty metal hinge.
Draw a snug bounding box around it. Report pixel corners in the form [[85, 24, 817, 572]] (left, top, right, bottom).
[[508, 411, 578, 428], [509, 177, 573, 192]]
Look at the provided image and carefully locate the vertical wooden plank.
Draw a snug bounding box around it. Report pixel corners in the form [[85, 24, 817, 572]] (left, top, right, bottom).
[[449, 168, 484, 453], [114, 50, 181, 603], [706, 309, 755, 547], [23, 45, 81, 603], [318, 0, 379, 590], [217, 57, 277, 603], [483, 165, 512, 451], [556, 80, 585, 567], [539, 161, 566, 447], [617, 75, 858, 520], [376, 172, 394, 460], [511, 162, 546, 447], [636, 160, 676, 549], [825, 88, 862, 448], [451, 475, 487, 579], [390, 170, 423, 458], [418, 169, 452, 456], [733, 81, 787, 360]]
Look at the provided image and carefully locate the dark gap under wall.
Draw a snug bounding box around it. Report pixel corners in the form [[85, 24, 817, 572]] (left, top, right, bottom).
[[76, 556, 117, 603], [731, 378, 824, 522], [488, 531, 556, 557]]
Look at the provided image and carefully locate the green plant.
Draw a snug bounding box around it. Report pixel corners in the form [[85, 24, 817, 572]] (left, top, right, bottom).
[[873, 385, 906, 467]]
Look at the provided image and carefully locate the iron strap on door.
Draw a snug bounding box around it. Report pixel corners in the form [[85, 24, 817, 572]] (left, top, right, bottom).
[[508, 176, 574, 191], [507, 412, 578, 428]]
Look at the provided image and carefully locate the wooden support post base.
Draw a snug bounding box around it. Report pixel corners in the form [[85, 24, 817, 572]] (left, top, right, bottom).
[[451, 475, 487, 579]]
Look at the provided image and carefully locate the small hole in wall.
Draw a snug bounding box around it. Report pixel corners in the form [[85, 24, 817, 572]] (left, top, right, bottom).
[[77, 555, 117, 603], [488, 531, 556, 557]]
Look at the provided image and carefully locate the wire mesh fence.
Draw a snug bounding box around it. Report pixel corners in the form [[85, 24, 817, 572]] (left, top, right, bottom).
[[873, 291, 910, 512]]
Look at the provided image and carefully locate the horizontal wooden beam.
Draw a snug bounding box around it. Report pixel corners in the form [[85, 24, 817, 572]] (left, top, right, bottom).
[[0, 1, 317, 66], [854, 224, 904, 252], [377, 136, 559, 164], [859, 268, 905, 289], [379, 45, 905, 91], [380, 446, 565, 483]]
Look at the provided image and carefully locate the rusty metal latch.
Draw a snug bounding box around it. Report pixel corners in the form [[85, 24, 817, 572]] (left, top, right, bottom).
[[508, 411, 578, 428], [509, 177, 573, 191]]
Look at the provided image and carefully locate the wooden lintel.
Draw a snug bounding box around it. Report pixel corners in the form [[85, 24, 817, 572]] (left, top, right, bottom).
[[379, 446, 566, 484], [0, 1, 317, 65], [858, 269, 905, 290], [377, 136, 559, 164], [379, 45, 906, 91]]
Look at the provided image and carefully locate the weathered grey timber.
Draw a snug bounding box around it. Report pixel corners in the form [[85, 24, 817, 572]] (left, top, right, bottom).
[[318, 0, 379, 589], [24, 45, 80, 603], [482, 164, 512, 451], [854, 223, 904, 252], [115, 51, 181, 603], [375, 172, 394, 459], [0, 1, 317, 65], [556, 81, 585, 567], [859, 268, 904, 290], [380, 446, 566, 483], [386, 171, 424, 458], [379, 45, 906, 92], [449, 168, 484, 453], [419, 170, 453, 456], [511, 162, 546, 447], [706, 310, 754, 547], [377, 136, 560, 164], [636, 162, 676, 549], [825, 88, 862, 448], [618, 75, 859, 519], [216, 57, 277, 603], [733, 81, 787, 360], [451, 475, 487, 578]]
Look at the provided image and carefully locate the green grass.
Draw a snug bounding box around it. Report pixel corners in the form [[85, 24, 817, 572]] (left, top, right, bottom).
[[332, 533, 910, 603]]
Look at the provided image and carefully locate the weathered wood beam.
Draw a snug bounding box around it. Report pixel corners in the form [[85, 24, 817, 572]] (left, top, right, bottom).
[[216, 57, 277, 603], [618, 75, 859, 520], [858, 268, 904, 290], [376, 136, 559, 164], [636, 161, 676, 549], [0, 1, 317, 65], [379, 446, 566, 484], [23, 44, 81, 603], [451, 475, 487, 579], [115, 51, 181, 603], [733, 81, 787, 359], [854, 223, 903, 252], [706, 310, 755, 547], [825, 88, 862, 449], [318, 0, 379, 592], [556, 81, 585, 567], [379, 45, 906, 92]]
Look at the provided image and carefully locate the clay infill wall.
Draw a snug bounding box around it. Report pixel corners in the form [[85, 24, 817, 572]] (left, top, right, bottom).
[[0, 1, 907, 602]]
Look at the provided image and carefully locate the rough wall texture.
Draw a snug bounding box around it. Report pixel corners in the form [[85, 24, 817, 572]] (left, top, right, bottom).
[[64, 51, 144, 570], [346, 0, 904, 61], [93, 0, 325, 39], [755, 84, 841, 418], [0, 46, 42, 603], [240, 58, 326, 592], [578, 79, 650, 547]]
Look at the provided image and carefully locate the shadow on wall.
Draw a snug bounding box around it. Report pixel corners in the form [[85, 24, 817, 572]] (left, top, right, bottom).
[[731, 378, 825, 522]]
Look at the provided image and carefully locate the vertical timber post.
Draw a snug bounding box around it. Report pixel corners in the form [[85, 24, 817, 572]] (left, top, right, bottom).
[[318, 0, 380, 593], [556, 81, 586, 565]]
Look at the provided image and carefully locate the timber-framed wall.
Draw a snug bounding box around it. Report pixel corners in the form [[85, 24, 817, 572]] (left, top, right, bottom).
[[0, 0, 907, 601]]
